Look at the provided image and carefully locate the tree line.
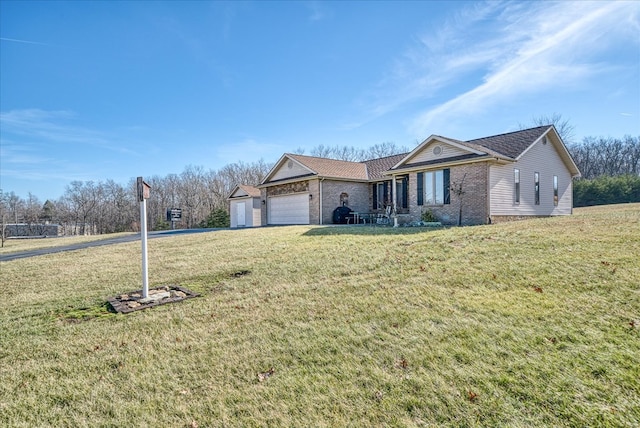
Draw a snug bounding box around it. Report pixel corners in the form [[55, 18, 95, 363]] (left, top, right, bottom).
[[1, 135, 638, 238], [1, 160, 272, 240]]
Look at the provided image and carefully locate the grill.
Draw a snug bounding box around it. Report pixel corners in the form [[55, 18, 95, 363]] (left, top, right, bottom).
[[332, 206, 355, 224]]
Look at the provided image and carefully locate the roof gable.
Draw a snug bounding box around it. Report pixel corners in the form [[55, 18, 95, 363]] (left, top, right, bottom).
[[262, 153, 369, 184], [391, 126, 562, 172], [227, 184, 261, 200], [262, 154, 316, 184], [391, 135, 487, 171]]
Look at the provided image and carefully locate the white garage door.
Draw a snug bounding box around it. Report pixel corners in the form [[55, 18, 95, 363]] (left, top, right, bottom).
[[268, 193, 309, 225]]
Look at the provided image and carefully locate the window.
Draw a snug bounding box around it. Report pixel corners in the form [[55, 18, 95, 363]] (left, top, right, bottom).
[[395, 176, 408, 209], [553, 175, 558, 206], [373, 182, 389, 209], [377, 183, 386, 209], [514, 169, 520, 204], [417, 169, 450, 206], [534, 172, 540, 205]]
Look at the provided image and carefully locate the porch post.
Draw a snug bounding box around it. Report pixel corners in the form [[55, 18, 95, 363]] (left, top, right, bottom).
[[391, 175, 397, 214], [391, 175, 398, 227]]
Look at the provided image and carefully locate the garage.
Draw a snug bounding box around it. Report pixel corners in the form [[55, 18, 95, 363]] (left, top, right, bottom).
[[268, 193, 310, 225]]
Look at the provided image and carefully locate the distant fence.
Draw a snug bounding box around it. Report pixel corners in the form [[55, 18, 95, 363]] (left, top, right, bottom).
[[4, 224, 60, 238]]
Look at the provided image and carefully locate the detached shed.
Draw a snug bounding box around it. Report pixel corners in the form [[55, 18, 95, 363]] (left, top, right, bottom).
[[227, 185, 262, 228]]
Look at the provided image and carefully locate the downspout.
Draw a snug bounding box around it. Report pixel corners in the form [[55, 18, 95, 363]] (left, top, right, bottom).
[[319, 178, 325, 225]]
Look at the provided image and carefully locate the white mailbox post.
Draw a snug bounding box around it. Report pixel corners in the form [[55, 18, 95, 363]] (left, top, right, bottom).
[[137, 177, 151, 299]]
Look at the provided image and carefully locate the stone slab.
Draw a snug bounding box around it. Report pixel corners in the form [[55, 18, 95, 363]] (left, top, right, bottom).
[[107, 285, 199, 314]]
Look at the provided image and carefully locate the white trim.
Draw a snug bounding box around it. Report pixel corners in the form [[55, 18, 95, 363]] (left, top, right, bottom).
[[391, 135, 485, 170], [261, 154, 316, 185]]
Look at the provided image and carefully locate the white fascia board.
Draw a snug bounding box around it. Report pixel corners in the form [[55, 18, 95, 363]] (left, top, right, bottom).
[[260, 154, 316, 185], [391, 135, 485, 170]]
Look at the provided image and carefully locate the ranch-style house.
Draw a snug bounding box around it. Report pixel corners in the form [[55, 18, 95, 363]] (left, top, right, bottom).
[[227, 125, 581, 227]]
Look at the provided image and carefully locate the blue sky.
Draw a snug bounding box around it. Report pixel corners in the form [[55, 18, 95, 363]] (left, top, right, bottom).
[[1, 0, 639, 201]]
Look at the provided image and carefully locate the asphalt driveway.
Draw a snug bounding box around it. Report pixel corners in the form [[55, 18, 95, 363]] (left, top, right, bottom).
[[0, 229, 223, 262]]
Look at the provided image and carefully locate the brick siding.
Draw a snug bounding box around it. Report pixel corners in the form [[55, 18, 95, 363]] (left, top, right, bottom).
[[408, 163, 489, 226]]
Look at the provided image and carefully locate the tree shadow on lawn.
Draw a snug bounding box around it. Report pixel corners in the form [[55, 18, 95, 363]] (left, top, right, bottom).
[[303, 225, 446, 237]]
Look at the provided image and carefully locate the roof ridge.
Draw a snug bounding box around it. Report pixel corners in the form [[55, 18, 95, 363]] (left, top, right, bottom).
[[360, 152, 410, 164], [465, 125, 550, 142], [287, 153, 360, 164]]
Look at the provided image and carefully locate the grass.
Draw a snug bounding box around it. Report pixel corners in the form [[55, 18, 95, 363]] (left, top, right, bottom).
[[1, 203, 639, 427], [0, 232, 135, 254]]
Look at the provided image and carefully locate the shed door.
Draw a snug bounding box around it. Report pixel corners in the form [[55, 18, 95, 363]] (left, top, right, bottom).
[[268, 193, 309, 225], [236, 201, 246, 227]]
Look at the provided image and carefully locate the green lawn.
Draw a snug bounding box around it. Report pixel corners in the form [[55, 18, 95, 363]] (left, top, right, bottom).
[[1, 204, 639, 427]]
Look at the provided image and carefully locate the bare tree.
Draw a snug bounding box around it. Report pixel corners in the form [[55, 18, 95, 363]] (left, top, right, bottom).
[[520, 113, 576, 144], [568, 136, 640, 179], [450, 173, 467, 226], [308, 142, 407, 161], [63, 181, 101, 235], [0, 189, 9, 247], [363, 142, 410, 160]]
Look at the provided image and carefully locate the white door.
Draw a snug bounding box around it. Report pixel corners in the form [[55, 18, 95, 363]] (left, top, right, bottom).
[[236, 201, 246, 227], [268, 193, 309, 225]]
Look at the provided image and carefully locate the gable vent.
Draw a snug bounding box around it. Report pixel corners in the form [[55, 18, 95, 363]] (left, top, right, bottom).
[[432, 146, 443, 156]]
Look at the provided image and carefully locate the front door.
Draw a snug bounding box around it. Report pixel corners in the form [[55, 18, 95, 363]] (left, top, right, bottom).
[[236, 202, 246, 227]]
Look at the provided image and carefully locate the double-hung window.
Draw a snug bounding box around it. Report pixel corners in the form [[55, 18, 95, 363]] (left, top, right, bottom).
[[373, 182, 388, 209], [417, 169, 450, 206], [514, 169, 520, 204], [395, 176, 408, 209]]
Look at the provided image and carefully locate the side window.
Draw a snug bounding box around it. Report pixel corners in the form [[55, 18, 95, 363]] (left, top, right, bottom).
[[553, 175, 558, 206], [514, 169, 520, 204], [534, 172, 540, 205]]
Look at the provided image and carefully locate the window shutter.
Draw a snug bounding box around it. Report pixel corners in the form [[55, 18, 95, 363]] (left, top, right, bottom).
[[443, 169, 450, 204], [417, 172, 424, 206], [372, 183, 377, 209], [402, 176, 408, 208]]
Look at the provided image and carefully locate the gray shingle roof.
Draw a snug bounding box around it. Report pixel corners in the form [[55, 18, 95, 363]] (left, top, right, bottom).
[[463, 125, 550, 159], [363, 153, 408, 179], [263, 126, 555, 184]]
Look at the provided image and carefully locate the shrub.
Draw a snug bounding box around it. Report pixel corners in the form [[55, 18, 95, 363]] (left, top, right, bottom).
[[200, 208, 230, 228], [574, 174, 640, 207], [421, 209, 438, 222]]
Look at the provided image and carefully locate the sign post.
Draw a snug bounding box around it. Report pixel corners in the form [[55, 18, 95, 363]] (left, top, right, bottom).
[[137, 177, 151, 299], [167, 207, 182, 230]]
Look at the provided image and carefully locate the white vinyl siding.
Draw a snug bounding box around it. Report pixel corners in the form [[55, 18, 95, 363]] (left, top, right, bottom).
[[406, 143, 470, 165], [229, 197, 261, 227], [489, 134, 573, 216], [268, 193, 310, 225]]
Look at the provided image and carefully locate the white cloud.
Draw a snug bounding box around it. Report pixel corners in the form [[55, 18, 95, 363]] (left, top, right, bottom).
[[352, 1, 639, 136], [407, 1, 640, 135], [307, 1, 326, 22], [0, 37, 50, 46], [0, 109, 137, 155]]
